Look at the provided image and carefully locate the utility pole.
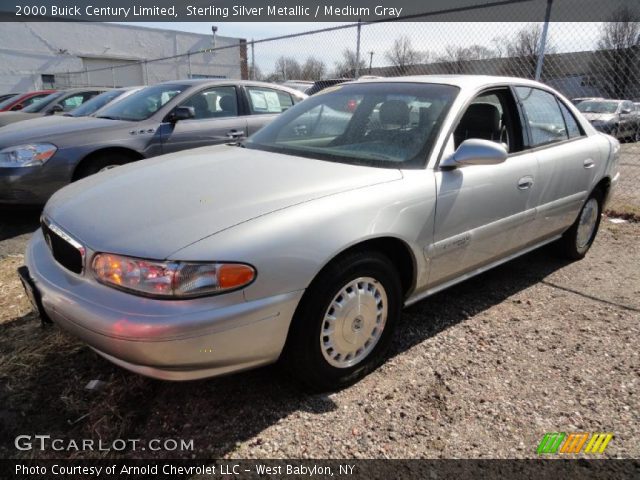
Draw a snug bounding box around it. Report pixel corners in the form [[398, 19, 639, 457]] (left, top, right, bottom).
[[251, 39, 255, 80], [211, 25, 218, 57], [535, 0, 553, 81], [368, 51, 374, 75]]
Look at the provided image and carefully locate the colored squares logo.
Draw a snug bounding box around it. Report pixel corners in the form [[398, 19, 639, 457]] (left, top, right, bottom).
[[537, 432, 613, 454]]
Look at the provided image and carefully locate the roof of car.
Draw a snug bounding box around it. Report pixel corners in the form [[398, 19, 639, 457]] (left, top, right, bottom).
[[349, 75, 554, 90], [157, 79, 308, 96], [160, 79, 291, 87]]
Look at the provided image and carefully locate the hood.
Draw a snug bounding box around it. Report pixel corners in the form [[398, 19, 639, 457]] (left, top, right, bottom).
[[0, 116, 130, 146], [45, 145, 402, 259], [582, 112, 617, 122], [0, 111, 43, 127]]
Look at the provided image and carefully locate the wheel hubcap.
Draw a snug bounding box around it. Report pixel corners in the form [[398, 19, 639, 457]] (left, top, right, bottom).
[[576, 198, 599, 249], [320, 277, 388, 369]]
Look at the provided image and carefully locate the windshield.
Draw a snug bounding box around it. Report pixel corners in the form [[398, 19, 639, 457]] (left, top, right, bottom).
[[67, 90, 125, 117], [245, 82, 458, 168], [22, 91, 65, 113], [96, 84, 188, 121], [0, 95, 19, 109], [577, 101, 620, 114]]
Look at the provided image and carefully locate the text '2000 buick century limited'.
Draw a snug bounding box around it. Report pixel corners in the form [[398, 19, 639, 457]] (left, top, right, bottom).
[[20, 76, 620, 391]]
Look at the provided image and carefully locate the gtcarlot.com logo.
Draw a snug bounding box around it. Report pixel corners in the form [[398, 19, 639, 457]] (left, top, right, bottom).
[[537, 432, 613, 454], [15, 435, 194, 452]]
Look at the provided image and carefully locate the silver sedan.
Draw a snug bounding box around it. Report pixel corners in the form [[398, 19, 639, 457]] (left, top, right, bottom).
[[21, 76, 620, 391]]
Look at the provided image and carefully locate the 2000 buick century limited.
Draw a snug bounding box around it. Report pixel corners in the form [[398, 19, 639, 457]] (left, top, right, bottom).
[[20, 76, 619, 391]]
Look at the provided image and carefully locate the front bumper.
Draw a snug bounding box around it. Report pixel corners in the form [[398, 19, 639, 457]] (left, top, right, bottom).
[[0, 162, 71, 205], [25, 229, 303, 380]]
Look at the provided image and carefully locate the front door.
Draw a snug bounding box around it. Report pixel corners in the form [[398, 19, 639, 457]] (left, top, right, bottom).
[[428, 88, 540, 287], [161, 86, 247, 154]]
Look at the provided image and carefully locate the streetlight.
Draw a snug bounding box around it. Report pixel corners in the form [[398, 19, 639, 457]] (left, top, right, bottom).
[[211, 25, 218, 51]]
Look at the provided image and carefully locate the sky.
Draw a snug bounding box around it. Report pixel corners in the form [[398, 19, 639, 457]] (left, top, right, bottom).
[[119, 22, 604, 75]]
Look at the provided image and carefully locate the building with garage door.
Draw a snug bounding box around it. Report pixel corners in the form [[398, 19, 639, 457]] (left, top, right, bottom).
[[0, 22, 248, 94]]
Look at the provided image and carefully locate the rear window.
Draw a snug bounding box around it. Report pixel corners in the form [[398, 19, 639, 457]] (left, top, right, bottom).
[[515, 87, 569, 146]]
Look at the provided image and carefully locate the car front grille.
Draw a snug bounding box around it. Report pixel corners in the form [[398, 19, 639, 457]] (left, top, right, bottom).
[[41, 219, 85, 274]]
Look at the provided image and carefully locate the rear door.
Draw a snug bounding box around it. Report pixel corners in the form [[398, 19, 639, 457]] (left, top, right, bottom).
[[428, 87, 540, 287], [160, 85, 247, 153], [244, 86, 297, 136], [514, 86, 596, 238]]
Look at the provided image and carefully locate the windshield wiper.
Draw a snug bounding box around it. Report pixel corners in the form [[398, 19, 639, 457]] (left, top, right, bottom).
[[95, 115, 120, 120]]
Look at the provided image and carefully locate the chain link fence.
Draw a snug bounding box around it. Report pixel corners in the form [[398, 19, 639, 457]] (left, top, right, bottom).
[[45, 3, 640, 216]]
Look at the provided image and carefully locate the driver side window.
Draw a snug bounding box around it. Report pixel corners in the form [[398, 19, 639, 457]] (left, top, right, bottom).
[[453, 89, 522, 153], [180, 86, 238, 119]]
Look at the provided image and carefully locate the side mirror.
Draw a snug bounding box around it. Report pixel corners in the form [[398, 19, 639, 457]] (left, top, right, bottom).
[[48, 104, 64, 115], [168, 106, 195, 122], [440, 138, 508, 170], [10, 104, 24, 111], [620, 107, 632, 114]]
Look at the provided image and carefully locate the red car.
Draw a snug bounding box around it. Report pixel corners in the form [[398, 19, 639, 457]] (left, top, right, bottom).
[[0, 90, 57, 112]]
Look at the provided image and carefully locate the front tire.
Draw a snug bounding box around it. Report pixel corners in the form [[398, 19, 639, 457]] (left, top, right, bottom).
[[283, 251, 402, 392], [558, 190, 603, 260], [74, 153, 131, 180]]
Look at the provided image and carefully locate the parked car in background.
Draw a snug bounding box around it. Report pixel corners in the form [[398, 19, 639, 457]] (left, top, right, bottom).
[[0, 88, 107, 127], [576, 99, 640, 141], [0, 80, 305, 205], [20, 76, 619, 390], [64, 86, 144, 118], [306, 79, 350, 95], [570, 96, 602, 105], [0, 90, 57, 112], [282, 80, 313, 94], [0, 93, 19, 103]]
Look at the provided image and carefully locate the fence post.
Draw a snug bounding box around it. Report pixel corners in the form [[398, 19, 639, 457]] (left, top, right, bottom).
[[144, 61, 148, 85], [188, 52, 192, 79], [355, 18, 362, 78], [111, 67, 115, 87], [535, 0, 553, 81]]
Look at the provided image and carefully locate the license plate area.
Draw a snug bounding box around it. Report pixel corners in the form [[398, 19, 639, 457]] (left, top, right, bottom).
[[17, 266, 52, 325]]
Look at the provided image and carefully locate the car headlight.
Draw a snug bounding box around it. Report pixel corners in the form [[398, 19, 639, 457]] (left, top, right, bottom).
[[0, 143, 58, 167], [92, 253, 256, 298], [0, 143, 57, 167]]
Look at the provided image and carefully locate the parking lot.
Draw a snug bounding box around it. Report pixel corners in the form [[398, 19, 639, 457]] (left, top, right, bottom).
[[0, 144, 638, 460]]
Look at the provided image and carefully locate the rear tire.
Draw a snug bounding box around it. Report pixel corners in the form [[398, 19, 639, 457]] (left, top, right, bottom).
[[283, 251, 402, 392], [557, 190, 603, 260], [74, 153, 132, 180]]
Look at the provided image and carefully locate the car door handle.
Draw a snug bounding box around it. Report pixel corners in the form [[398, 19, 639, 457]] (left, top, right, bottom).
[[226, 130, 245, 140], [517, 176, 534, 190], [583, 159, 595, 169]]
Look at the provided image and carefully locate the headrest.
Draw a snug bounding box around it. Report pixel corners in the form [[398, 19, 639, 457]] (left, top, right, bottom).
[[379, 100, 410, 126], [458, 103, 500, 134], [219, 95, 236, 113]]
